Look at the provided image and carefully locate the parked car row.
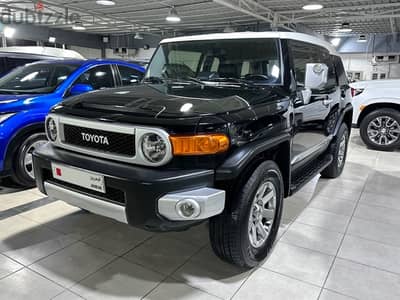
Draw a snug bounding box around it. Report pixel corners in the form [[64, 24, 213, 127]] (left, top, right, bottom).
[[0, 32, 399, 267], [0, 58, 145, 186]]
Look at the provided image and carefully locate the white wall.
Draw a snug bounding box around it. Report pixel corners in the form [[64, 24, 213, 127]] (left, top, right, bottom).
[[341, 53, 400, 81], [69, 45, 102, 59], [69, 45, 156, 61], [105, 48, 155, 61]]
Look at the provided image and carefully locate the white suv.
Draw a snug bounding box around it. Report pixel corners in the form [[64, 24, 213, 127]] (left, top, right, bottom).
[[351, 79, 400, 151]]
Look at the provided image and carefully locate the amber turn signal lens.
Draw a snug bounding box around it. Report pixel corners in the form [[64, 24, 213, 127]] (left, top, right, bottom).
[[170, 134, 229, 156]]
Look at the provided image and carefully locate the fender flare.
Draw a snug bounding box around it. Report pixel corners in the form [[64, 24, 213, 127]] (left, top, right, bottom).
[[215, 133, 291, 181], [333, 104, 353, 137]]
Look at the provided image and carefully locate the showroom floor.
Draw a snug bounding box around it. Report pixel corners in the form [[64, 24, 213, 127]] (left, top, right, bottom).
[[0, 130, 399, 300]]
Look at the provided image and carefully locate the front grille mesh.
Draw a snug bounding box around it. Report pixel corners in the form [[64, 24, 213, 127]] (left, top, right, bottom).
[[63, 124, 135, 156]]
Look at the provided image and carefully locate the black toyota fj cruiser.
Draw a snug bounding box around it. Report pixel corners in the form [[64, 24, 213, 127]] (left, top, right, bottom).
[[33, 32, 353, 268]]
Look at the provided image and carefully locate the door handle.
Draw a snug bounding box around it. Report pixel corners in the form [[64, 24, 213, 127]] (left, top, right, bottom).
[[323, 98, 333, 106]]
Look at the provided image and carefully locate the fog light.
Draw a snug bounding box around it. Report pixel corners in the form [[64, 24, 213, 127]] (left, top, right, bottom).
[[176, 199, 201, 219]]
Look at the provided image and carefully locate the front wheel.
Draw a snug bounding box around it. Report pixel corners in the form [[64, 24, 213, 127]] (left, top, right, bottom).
[[360, 108, 400, 151], [12, 133, 47, 187], [209, 161, 284, 268]]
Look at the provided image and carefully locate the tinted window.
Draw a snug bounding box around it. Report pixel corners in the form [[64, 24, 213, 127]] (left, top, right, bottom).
[[0, 57, 39, 77], [321, 53, 337, 88], [146, 39, 282, 85], [334, 56, 348, 86], [290, 41, 337, 89], [290, 40, 321, 86], [75, 65, 114, 90], [118, 65, 143, 86], [0, 63, 79, 94]]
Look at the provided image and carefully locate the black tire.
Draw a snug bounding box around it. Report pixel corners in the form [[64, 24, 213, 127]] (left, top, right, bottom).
[[321, 123, 349, 178], [360, 108, 400, 151], [209, 160, 284, 268], [11, 133, 47, 187]]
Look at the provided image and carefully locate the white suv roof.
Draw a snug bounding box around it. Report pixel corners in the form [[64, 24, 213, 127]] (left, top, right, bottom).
[[161, 32, 337, 55], [0, 46, 85, 59]]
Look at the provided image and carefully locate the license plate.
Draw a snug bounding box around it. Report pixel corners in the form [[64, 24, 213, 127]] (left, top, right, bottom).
[[51, 163, 106, 193]]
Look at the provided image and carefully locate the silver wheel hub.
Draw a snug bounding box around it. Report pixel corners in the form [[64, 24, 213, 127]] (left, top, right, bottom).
[[24, 140, 47, 180], [367, 116, 400, 146], [337, 135, 347, 168], [248, 181, 276, 248]]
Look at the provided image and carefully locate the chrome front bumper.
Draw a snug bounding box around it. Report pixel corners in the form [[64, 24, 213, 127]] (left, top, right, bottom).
[[44, 181, 225, 223], [44, 182, 128, 223]]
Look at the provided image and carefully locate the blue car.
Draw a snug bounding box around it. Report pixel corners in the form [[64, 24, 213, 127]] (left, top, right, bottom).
[[0, 59, 145, 186]]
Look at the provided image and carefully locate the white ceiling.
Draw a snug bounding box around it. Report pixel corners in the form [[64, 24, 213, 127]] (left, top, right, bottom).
[[1, 0, 400, 36]]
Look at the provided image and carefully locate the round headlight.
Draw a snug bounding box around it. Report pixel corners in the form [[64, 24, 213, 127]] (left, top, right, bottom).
[[46, 118, 58, 142], [141, 133, 167, 163]]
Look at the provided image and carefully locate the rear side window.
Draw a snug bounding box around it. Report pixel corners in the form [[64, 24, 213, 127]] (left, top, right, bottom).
[[75, 65, 115, 90], [118, 65, 143, 86]]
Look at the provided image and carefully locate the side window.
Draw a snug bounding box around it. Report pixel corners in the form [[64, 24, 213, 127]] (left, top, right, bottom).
[[321, 53, 337, 88], [334, 56, 348, 86], [289, 41, 322, 87], [118, 65, 143, 86], [74, 65, 114, 90]]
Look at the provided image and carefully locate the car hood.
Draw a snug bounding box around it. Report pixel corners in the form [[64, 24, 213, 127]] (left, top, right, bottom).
[[0, 94, 36, 104], [59, 83, 287, 119]]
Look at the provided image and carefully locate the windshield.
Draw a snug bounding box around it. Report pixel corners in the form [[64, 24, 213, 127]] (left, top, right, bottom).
[[0, 63, 80, 94], [145, 38, 282, 85]]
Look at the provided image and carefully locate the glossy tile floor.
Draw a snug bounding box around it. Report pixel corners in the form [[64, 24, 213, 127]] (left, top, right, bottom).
[[0, 130, 399, 300]]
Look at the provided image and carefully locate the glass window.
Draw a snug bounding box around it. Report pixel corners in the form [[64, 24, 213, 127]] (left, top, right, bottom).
[[334, 56, 348, 86], [74, 65, 114, 90], [168, 50, 202, 72], [146, 39, 282, 85], [289, 40, 321, 87], [290, 40, 337, 89], [118, 65, 143, 86], [0, 63, 79, 94], [321, 53, 337, 88]]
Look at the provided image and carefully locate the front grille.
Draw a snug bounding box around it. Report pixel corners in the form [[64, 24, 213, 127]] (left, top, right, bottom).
[[63, 124, 135, 156]]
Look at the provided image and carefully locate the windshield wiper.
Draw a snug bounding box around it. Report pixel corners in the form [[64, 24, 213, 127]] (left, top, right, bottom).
[[205, 77, 257, 87], [143, 76, 165, 84]]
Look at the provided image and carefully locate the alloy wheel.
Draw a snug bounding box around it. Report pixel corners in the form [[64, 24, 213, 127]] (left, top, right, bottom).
[[337, 134, 347, 168], [367, 116, 400, 146], [23, 140, 47, 180], [248, 181, 276, 248]]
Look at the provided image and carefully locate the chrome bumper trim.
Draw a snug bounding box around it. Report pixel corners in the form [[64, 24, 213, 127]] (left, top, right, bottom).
[[44, 181, 127, 223], [158, 187, 225, 221]]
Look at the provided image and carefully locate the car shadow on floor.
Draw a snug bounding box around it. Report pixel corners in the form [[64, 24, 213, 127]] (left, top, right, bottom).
[[0, 178, 29, 195], [1, 162, 392, 299]]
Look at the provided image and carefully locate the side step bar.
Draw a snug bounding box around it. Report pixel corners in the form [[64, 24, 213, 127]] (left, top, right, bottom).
[[290, 154, 333, 195]]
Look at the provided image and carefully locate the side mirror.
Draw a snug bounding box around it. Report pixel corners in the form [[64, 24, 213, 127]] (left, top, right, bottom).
[[305, 63, 328, 90], [69, 83, 94, 97]]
